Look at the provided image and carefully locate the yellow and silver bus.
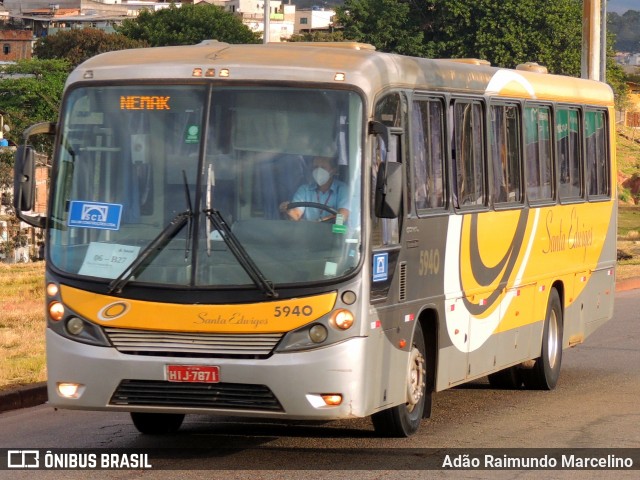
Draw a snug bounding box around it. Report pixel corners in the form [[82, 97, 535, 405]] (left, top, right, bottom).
[[14, 41, 616, 437]]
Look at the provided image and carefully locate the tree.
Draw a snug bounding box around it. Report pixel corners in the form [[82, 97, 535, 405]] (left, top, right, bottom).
[[337, 0, 585, 75], [0, 58, 68, 187], [336, 0, 425, 55], [33, 28, 148, 69], [116, 3, 260, 46], [288, 31, 347, 43], [336, 0, 626, 102], [608, 10, 640, 52]]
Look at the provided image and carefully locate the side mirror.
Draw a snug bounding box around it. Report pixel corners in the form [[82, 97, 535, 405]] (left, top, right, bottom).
[[375, 161, 402, 218], [12, 122, 55, 229], [13, 145, 36, 212]]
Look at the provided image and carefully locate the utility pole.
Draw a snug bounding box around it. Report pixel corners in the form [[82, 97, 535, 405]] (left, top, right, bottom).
[[263, 0, 270, 44], [581, 0, 607, 82]]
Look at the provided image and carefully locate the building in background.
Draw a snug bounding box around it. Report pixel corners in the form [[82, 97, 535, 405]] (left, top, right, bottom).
[[295, 6, 335, 34], [0, 30, 33, 61]]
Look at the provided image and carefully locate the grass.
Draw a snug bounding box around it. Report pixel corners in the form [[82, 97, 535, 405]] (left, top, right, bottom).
[[0, 262, 47, 390], [617, 130, 640, 178], [617, 207, 640, 281]]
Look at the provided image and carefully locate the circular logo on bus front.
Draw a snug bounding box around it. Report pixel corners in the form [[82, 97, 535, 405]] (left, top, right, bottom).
[[98, 301, 130, 321]]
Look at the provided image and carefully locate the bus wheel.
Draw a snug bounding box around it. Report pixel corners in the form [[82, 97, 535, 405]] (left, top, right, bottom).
[[372, 322, 427, 437], [488, 366, 523, 389], [130, 412, 185, 434], [522, 289, 563, 390]]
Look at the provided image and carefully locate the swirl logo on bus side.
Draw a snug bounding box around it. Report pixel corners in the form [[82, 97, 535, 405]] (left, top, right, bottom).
[[442, 69, 540, 353], [485, 70, 536, 98], [444, 209, 540, 353], [98, 301, 131, 321]]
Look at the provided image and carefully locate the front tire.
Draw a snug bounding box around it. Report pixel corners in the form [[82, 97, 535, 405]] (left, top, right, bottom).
[[372, 322, 429, 437], [130, 412, 185, 434], [522, 289, 563, 390]]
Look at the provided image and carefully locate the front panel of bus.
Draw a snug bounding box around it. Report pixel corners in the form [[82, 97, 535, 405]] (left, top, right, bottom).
[[44, 83, 388, 419]]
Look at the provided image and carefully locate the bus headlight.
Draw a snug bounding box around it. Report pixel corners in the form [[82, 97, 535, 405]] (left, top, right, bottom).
[[48, 309, 111, 347], [309, 324, 328, 343], [48, 301, 65, 322], [331, 309, 354, 330], [66, 317, 85, 336], [276, 310, 358, 353]]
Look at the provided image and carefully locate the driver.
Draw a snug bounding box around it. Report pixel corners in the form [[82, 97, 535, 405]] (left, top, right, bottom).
[[279, 156, 350, 222]]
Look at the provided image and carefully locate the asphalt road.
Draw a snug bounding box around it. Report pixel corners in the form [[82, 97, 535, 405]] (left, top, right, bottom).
[[0, 289, 638, 478]]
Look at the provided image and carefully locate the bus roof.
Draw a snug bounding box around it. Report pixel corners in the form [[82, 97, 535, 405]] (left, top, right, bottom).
[[70, 41, 614, 106]]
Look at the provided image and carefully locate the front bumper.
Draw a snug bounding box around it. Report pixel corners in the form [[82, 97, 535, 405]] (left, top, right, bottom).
[[46, 329, 372, 420]]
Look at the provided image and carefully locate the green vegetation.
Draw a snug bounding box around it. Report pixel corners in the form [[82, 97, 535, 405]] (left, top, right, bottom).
[[618, 206, 640, 238], [0, 263, 46, 389], [34, 28, 148, 69], [336, 0, 628, 107], [0, 59, 69, 158], [116, 3, 260, 46], [608, 10, 640, 52]]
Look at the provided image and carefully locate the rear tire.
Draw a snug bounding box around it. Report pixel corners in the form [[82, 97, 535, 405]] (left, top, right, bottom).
[[130, 412, 185, 434], [522, 289, 563, 390], [372, 322, 428, 437]]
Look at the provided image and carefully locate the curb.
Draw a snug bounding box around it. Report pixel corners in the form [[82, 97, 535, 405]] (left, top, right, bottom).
[[615, 277, 640, 292], [0, 382, 47, 414], [1, 279, 639, 414]]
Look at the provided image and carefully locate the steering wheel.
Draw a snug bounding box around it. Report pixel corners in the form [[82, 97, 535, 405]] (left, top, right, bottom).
[[286, 201, 339, 222]]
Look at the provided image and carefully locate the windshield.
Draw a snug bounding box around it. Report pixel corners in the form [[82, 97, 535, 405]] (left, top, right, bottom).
[[49, 85, 363, 289]]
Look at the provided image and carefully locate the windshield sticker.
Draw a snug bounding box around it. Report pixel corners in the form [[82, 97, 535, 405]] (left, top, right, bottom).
[[373, 252, 388, 282], [68, 201, 123, 231], [324, 262, 338, 277], [332, 214, 347, 234], [78, 243, 141, 279], [185, 125, 200, 144]]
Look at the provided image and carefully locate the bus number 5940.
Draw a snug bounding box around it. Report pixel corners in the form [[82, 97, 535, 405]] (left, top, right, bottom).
[[419, 249, 440, 276], [274, 305, 313, 317]]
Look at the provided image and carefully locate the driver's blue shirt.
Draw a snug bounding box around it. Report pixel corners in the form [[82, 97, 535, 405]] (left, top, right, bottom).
[[292, 179, 349, 221]]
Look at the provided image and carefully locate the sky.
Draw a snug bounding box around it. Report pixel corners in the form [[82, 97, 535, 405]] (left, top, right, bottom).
[[608, 0, 639, 14]]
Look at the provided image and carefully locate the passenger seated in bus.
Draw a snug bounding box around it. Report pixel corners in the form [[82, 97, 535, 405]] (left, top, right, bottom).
[[279, 156, 350, 222]]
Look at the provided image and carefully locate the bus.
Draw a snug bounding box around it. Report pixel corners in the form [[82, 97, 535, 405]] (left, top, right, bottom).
[[14, 41, 616, 437]]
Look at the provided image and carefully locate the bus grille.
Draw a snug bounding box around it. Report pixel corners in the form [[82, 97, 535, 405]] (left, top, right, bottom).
[[110, 380, 283, 412], [103, 328, 283, 358]]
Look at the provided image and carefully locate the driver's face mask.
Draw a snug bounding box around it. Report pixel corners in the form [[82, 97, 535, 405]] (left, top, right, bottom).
[[312, 167, 331, 186]]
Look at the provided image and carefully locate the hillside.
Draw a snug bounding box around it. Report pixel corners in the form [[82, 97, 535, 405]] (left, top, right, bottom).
[[617, 130, 640, 204]]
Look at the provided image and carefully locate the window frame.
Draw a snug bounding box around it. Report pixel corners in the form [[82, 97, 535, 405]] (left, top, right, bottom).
[[584, 108, 611, 202], [489, 101, 524, 209], [451, 97, 488, 211], [410, 95, 448, 217], [556, 105, 585, 204], [524, 102, 555, 206]]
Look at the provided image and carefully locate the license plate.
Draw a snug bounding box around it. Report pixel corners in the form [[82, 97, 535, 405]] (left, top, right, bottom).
[[166, 365, 220, 383]]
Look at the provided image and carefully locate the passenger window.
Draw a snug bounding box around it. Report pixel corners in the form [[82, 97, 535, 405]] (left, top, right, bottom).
[[556, 108, 583, 200], [453, 101, 485, 208], [525, 105, 553, 202], [585, 110, 609, 198], [412, 99, 446, 211], [490, 104, 522, 205], [371, 93, 403, 247]]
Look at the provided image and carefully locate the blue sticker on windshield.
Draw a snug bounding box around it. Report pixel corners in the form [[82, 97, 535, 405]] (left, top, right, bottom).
[[68, 201, 123, 231]]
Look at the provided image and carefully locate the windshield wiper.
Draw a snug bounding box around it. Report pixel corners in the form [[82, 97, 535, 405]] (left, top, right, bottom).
[[203, 208, 278, 299], [108, 210, 192, 294]]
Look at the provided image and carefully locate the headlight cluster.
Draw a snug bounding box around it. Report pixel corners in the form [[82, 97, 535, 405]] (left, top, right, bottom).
[[46, 282, 110, 347], [275, 291, 358, 353]]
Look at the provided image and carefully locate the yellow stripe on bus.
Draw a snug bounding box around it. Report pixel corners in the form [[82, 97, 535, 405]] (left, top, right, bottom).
[[60, 285, 337, 333]]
